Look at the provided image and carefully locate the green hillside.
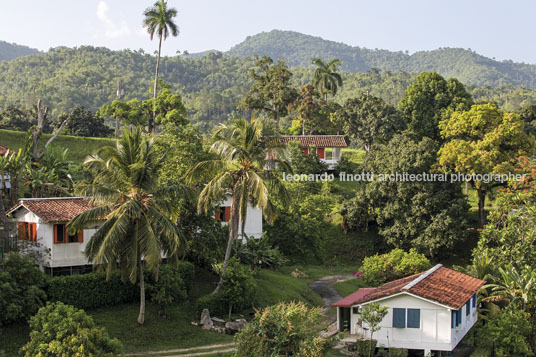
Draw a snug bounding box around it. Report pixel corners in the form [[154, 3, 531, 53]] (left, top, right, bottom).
[[0, 40, 40, 62], [228, 30, 536, 88], [0, 129, 114, 162]]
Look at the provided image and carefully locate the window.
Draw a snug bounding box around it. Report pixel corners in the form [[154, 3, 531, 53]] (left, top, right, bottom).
[[352, 307, 359, 314], [393, 308, 406, 328], [17, 222, 37, 242], [452, 309, 463, 328], [472, 293, 477, 308], [54, 224, 83, 244], [466, 300, 471, 316], [407, 309, 420, 328], [215, 207, 230, 222], [325, 148, 333, 160]]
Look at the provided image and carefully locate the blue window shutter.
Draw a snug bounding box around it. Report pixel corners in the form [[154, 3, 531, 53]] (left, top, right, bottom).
[[472, 294, 477, 308], [407, 309, 420, 328], [451, 310, 456, 328], [466, 301, 471, 316], [393, 308, 406, 328], [456, 309, 462, 326]]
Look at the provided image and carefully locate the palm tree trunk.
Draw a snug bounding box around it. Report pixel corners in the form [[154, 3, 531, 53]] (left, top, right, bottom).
[[212, 193, 240, 294], [150, 35, 163, 133], [137, 253, 146, 325]]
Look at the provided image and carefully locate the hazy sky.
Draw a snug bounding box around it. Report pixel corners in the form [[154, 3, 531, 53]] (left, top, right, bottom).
[[1, 0, 534, 63]]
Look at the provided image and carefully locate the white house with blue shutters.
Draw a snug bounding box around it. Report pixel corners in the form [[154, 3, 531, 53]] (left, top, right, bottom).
[[333, 264, 485, 355]]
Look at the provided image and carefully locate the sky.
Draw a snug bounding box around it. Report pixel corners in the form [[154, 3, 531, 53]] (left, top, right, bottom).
[[0, 0, 535, 63]]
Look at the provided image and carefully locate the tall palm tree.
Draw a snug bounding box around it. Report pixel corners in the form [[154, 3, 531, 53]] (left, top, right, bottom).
[[187, 118, 289, 294], [311, 58, 343, 101], [68, 127, 186, 325], [143, 0, 179, 132]]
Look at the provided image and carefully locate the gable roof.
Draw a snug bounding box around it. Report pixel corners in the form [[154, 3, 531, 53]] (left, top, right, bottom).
[[332, 288, 376, 308], [332, 264, 486, 310], [275, 135, 347, 148], [8, 197, 94, 223]]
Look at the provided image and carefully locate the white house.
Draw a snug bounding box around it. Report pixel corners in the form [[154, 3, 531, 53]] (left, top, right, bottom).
[[215, 195, 263, 239], [332, 264, 486, 356], [273, 135, 347, 170], [8, 197, 97, 275]]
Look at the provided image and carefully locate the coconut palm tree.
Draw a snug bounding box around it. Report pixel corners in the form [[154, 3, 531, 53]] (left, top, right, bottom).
[[143, 0, 179, 132], [68, 127, 186, 325], [186, 118, 289, 294], [311, 58, 343, 101]]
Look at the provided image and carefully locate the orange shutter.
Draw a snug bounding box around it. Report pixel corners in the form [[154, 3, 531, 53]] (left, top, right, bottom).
[[302, 148, 309, 155], [316, 148, 325, 159], [29, 223, 37, 242], [78, 230, 84, 243], [224, 206, 231, 222], [53, 224, 58, 244], [215, 207, 221, 221], [18, 222, 25, 240]]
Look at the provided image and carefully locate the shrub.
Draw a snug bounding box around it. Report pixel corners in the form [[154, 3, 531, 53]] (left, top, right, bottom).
[[195, 292, 227, 317], [477, 309, 532, 357], [234, 301, 327, 357], [145, 264, 187, 316], [388, 347, 409, 357], [234, 235, 288, 269], [360, 249, 432, 285], [47, 270, 138, 310], [355, 339, 376, 356], [21, 302, 123, 357], [0, 253, 47, 326], [174, 261, 195, 294], [219, 257, 256, 318]]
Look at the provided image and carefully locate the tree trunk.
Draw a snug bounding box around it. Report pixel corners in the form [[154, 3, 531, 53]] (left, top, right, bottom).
[[150, 35, 163, 133], [465, 180, 469, 196], [0, 184, 6, 228], [228, 303, 232, 320], [477, 188, 486, 228], [137, 254, 145, 325], [115, 117, 119, 139], [369, 332, 374, 357], [212, 193, 240, 295]]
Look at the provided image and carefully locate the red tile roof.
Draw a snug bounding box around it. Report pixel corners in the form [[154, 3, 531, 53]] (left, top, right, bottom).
[[9, 197, 94, 223], [275, 135, 347, 147], [332, 288, 376, 307], [0, 145, 10, 155], [332, 265, 486, 310]]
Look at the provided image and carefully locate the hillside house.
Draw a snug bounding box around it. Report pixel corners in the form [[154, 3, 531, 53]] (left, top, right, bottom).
[[273, 135, 347, 170], [332, 264, 485, 355], [8, 197, 96, 275], [215, 194, 263, 239]]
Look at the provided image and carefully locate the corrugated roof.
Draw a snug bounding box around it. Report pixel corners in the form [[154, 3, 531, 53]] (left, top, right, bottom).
[[274, 135, 347, 147], [332, 265, 486, 310], [9, 197, 94, 223]]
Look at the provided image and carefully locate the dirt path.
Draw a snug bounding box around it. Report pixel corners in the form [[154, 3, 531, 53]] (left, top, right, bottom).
[[126, 342, 235, 356], [309, 274, 355, 317]]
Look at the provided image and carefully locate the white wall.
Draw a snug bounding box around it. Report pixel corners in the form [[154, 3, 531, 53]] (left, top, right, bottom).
[[12, 208, 94, 268], [219, 196, 263, 239], [350, 293, 478, 353]]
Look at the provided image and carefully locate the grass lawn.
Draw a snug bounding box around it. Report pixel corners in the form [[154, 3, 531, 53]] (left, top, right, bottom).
[[90, 303, 233, 354], [342, 148, 366, 165], [0, 128, 114, 163]]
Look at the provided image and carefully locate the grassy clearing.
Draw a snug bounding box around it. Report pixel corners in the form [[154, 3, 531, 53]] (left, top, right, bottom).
[[0, 129, 114, 162], [342, 148, 366, 165], [334, 277, 369, 297]]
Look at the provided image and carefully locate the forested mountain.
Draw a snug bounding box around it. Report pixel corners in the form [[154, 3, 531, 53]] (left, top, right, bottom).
[[0, 40, 40, 62], [0, 37, 536, 132], [228, 30, 536, 88]]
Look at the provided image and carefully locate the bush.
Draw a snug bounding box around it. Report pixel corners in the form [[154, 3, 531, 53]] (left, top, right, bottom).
[[21, 302, 123, 357], [0, 253, 47, 326], [174, 261, 195, 294], [195, 292, 228, 317], [47, 270, 138, 310], [219, 257, 257, 318], [360, 249, 432, 285], [145, 264, 187, 316], [354, 339, 376, 356], [388, 347, 409, 357], [477, 309, 532, 357], [234, 235, 288, 269], [234, 301, 327, 357]]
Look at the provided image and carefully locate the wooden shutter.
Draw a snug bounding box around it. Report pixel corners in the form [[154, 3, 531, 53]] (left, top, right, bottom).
[[302, 148, 309, 155], [316, 148, 325, 159], [466, 301, 471, 316], [393, 308, 405, 328], [29, 223, 37, 241], [451, 310, 456, 328], [456, 309, 462, 326], [224, 206, 231, 222], [17, 222, 25, 240], [77, 230, 84, 243], [472, 294, 477, 308], [53, 224, 58, 244], [407, 309, 420, 328]]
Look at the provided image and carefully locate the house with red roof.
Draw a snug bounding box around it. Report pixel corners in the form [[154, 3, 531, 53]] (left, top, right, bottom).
[[332, 264, 486, 355], [273, 135, 347, 170], [8, 197, 98, 275]]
